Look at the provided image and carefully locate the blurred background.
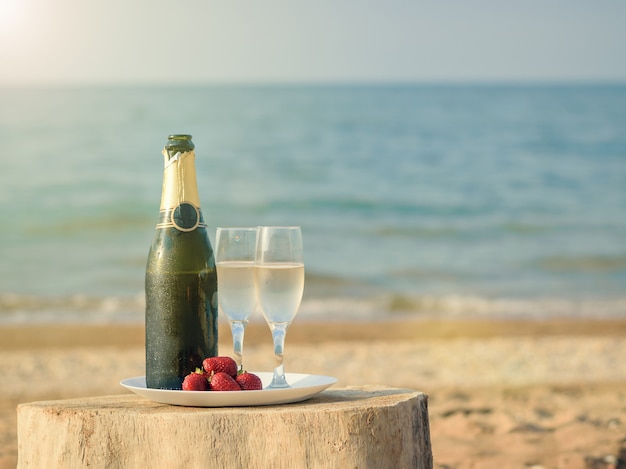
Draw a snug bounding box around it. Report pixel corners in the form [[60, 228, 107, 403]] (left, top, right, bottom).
[[1, 0, 625, 323]]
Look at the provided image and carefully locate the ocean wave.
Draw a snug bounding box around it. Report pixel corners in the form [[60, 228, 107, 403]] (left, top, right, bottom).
[[533, 254, 626, 273], [1, 292, 625, 325], [367, 226, 461, 239], [0, 293, 145, 324], [300, 293, 626, 321]]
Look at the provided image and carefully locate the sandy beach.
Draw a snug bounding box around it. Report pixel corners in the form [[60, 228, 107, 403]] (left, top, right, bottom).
[[2, 318, 626, 468]]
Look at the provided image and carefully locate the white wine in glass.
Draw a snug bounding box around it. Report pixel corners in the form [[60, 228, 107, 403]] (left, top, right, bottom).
[[255, 226, 304, 388], [215, 227, 258, 372]]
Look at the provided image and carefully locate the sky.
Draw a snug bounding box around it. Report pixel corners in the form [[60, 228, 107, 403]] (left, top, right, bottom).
[[1, 0, 626, 86]]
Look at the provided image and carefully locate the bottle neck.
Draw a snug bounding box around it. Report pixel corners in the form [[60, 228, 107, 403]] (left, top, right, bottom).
[[158, 149, 204, 232], [160, 149, 201, 210]]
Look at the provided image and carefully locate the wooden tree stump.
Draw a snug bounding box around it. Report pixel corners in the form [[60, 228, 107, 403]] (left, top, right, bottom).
[[17, 386, 432, 469]]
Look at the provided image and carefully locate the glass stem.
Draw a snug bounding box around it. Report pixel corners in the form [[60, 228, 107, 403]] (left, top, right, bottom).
[[229, 319, 248, 372], [269, 323, 290, 388]]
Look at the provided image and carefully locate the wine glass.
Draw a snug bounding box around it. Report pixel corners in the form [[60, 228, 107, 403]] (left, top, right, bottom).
[[215, 227, 258, 372], [255, 226, 304, 388]]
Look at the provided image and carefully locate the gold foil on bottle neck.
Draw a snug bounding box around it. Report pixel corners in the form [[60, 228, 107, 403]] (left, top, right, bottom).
[[159, 150, 201, 210]]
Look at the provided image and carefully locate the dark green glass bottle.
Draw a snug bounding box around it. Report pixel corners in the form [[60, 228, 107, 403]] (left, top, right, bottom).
[[145, 134, 218, 389]]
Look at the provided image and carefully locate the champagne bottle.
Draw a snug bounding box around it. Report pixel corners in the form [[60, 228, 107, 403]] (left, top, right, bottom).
[[145, 134, 218, 389]]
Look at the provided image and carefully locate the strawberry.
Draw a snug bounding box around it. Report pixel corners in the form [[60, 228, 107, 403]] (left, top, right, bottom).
[[182, 369, 209, 391], [236, 372, 263, 391], [209, 372, 241, 391], [203, 356, 238, 378]]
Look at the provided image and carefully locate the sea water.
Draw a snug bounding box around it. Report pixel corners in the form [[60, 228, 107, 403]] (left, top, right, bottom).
[[0, 84, 625, 323]]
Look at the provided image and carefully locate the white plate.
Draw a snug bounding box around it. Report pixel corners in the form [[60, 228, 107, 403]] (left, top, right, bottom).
[[120, 373, 337, 407]]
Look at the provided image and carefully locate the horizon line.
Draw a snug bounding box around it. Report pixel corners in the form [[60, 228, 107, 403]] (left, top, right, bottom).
[[1, 78, 626, 89]]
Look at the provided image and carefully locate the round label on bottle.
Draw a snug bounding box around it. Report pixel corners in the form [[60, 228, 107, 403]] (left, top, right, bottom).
[[171, 203, 200, 232]]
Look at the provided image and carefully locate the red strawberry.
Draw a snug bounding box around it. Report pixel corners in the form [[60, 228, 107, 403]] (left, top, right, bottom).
[[209, 372, 241, 391], [236, 372, 263, 391], [203, 356, 238, 378], [182, 370, 209, 391]]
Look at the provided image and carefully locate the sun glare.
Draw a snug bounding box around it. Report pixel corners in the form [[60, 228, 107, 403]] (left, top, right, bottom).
[[0, 0, 24, 31]]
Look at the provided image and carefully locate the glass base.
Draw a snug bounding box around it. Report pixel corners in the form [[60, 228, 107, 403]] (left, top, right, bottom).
[[267, 363, 290, 388], [267, 376, 290, 389]]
